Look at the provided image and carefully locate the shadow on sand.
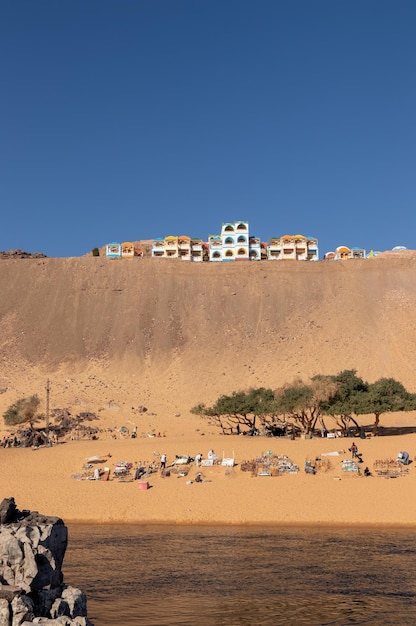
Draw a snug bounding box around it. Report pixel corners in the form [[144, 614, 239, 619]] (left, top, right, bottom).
[[366, 424, 416, 437]]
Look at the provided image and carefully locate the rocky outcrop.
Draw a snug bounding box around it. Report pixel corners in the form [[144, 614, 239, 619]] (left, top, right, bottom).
[[0, 499, 93, 626], [0, 250, 47, 259]]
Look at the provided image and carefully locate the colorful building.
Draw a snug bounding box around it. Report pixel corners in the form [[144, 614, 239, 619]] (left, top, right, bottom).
[[208, 235, 222, 262], [267, 235, 319, 261], [190, 238, 204, 262], [221, 221, 250, 261], [121, 242, 135, 258], [324, 246, 366, 260], [106, 242, 122, 259], [112, 222, 320, 262]]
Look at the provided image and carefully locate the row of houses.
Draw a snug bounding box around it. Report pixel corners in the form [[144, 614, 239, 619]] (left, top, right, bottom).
[[153, 224, 319, 262], [106, 221, 319, 262], [323, 245, 409, 260], [104, 221, 408, 262]]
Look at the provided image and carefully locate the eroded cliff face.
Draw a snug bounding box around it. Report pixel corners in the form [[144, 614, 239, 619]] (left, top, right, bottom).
[[0, 254, 416, 415]]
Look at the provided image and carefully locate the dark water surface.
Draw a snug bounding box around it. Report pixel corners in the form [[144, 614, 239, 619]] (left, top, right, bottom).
[[64, 525, 416, 625]]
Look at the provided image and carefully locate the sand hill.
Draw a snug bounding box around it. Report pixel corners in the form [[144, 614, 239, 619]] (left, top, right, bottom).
[[2, 253, 416, 526], [1, 253, 416, 429]]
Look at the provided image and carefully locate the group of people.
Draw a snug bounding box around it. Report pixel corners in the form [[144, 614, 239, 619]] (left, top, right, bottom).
[[2, 434, 19, 448], [2, 428, 37, 448], [157, 450, 215, 471], [1, 430, 55, 448], [130, 449, 209, 480]]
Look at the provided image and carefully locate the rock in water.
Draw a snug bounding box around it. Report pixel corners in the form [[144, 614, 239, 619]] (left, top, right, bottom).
[[0, 498, 94, 626]]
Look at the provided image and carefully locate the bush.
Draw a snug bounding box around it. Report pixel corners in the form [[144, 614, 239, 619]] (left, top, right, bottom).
[[3, 395, 41, 428]]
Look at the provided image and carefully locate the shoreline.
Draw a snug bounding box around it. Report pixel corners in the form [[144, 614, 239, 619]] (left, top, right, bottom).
[[64, 519, 416, 529]]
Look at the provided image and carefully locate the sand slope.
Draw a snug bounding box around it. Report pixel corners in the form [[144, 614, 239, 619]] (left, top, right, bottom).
[[1, 254, 416, 524]]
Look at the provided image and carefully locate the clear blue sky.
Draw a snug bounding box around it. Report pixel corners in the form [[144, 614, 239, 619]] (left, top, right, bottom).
[[1, 0, 415, 258]]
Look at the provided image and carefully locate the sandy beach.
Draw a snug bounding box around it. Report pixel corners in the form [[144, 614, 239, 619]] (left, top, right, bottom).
[[2, 414, 416, 526]]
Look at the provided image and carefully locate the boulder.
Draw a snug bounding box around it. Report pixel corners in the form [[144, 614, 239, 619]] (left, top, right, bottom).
[[0, 517, 67, 592], [11, 594, 34, 626], [0, 499, 18, 525], [0, 500, 93, 626], [0, 599, 10, 626]]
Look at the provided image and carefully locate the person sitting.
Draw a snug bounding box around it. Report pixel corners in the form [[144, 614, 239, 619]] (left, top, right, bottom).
[[207, 449, 217, 462], [134, 464, 146, 480], [304, 461, 316, 475], [364, 466, 372, 477], [397, 451, 410, 465]]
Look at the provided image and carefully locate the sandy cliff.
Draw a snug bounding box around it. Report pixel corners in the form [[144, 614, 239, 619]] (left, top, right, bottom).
[[1, 254, 416, 422]]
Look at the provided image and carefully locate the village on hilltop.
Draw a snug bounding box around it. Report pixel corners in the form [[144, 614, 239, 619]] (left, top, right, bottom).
[[0, 221, 411, 262], [104, 220, 408, 262]]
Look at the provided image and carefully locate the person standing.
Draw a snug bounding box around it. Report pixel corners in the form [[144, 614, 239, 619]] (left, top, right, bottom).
[[160, 453, 167, 469], [195, 453, 202, 467], [350, 442, 358, 458]]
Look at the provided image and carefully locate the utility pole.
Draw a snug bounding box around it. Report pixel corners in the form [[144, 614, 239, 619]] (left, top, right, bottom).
[[45, 378, 50, 434]]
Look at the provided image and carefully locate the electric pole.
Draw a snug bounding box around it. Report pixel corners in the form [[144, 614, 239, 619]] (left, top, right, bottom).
[[45, 378, 50, 434]]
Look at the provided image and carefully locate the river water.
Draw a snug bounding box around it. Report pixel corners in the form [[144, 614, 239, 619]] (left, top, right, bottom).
[[64, 524, 416, 625]]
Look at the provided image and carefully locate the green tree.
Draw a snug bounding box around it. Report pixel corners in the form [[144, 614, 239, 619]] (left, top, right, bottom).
[[3, 395, 41, 428], [356, 377, 416, 434], [191, 387, 275, 435], [92, 247, 100, 256], [319, 370, 368, 435], [273, 377, 333, 435]]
